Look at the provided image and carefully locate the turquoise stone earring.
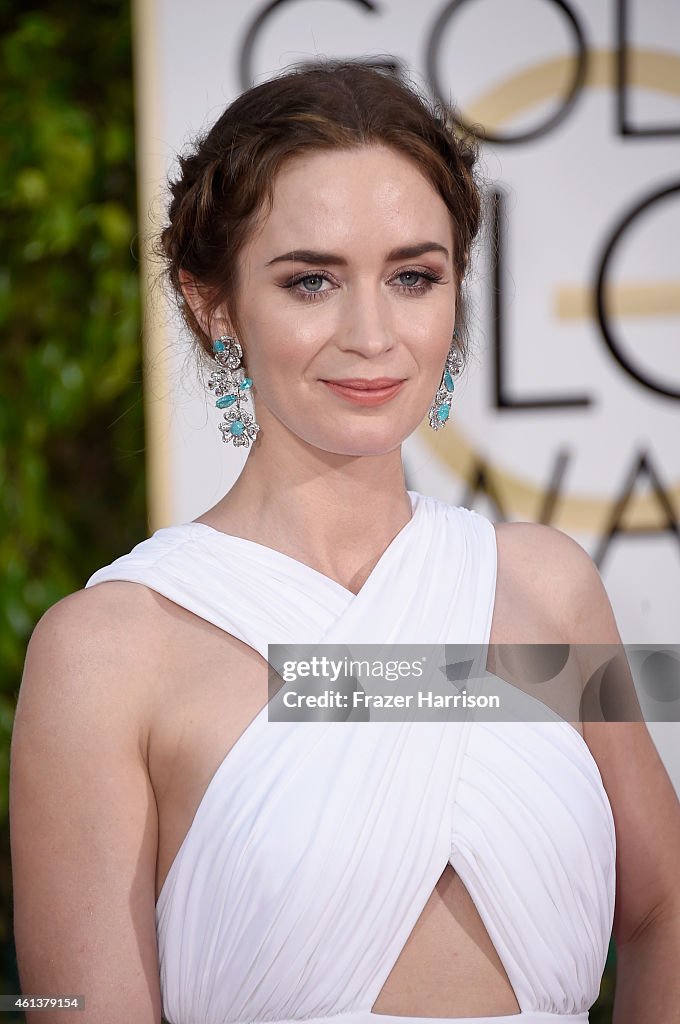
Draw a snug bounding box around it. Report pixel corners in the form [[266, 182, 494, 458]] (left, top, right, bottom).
[[428, 331, 463, 431], [207, 335, 260, 448]]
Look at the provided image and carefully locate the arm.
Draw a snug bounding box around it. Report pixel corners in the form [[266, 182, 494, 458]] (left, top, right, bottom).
[[10, 587, 162, 1024], [565, 538, 680, 1024], [528, 525, 680, 1023]]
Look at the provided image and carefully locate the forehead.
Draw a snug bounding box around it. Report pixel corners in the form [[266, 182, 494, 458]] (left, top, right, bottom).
[[249, 145, 452, 256]]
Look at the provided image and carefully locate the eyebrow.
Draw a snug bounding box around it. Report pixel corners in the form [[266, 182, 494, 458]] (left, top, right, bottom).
[[265, 241, 450, 267]]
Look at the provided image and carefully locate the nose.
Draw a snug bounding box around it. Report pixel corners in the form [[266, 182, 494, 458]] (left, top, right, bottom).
[[335, 284, 396, 358]]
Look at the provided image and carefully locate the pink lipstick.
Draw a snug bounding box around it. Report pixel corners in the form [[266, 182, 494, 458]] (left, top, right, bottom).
[[321, 378, 406, 407]]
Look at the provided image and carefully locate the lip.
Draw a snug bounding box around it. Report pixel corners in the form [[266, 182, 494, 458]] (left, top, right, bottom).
[[323, 378, 405, 389], [321, 378, 406, 407]]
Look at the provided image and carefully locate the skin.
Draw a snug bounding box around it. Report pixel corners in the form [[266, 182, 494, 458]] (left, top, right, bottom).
[[11, 142, 680, 1023], [183, 143, 458, 591]]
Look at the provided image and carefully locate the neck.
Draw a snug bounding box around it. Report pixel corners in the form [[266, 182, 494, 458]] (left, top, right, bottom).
[[201, 427, 414, 592]]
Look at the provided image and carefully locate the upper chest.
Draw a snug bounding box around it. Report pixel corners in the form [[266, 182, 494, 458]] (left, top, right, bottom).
[[145, 522, 583, 902], [148, 524, 562, 767]]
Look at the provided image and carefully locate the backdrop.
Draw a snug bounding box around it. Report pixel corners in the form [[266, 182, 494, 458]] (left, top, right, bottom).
[[133, 0, 680, 772]]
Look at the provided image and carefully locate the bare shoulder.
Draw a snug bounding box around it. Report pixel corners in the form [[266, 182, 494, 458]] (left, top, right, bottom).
[[35, 575, 176, 643], [494, 520, 680, 946], [21, 579, 176, 732], [10, 580, 186, 1022], [48, 574, 179, 637], [491, 520, 610, 644], [493, 519, 599, 584]]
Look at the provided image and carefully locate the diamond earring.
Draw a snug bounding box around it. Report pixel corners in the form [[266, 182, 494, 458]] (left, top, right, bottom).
[[428, 331, 464, 431], [207, 335, 260, 448]]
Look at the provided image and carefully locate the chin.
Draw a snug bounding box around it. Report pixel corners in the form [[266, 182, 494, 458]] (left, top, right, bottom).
[[272, 408, 421, 455], [311, 428, 410, 458]]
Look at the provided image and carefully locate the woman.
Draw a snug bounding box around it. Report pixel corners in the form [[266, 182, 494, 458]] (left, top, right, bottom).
[[11, 58, 680, 1024]]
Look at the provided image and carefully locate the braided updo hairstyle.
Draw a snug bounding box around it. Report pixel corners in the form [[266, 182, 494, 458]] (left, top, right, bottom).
[[160, 58, 481, 365]]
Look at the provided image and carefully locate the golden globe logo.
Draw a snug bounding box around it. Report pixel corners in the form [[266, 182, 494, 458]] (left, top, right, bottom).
[[417, 33, 680, 561]]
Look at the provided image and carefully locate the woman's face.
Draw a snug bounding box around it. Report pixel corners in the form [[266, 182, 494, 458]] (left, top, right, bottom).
[[218, 143, 457, 457]]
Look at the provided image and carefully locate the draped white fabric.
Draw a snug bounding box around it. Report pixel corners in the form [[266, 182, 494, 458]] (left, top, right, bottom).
[[85, 491, 616, 1024]]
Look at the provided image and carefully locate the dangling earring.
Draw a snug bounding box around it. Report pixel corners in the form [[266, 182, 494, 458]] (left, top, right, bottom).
[[207, 334, 260, 448], [428, 329, 464, 431]]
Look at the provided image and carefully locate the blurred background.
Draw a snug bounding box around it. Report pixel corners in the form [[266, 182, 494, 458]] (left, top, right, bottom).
[[2, 0, 144, 1017], [2, 0, 679, 1020]]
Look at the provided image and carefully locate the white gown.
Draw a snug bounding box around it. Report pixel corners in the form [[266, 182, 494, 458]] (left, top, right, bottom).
[[85, 490, 616, 1024]]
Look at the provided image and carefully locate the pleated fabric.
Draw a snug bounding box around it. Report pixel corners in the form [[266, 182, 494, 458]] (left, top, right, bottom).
[[85, 490, 616, 1024]]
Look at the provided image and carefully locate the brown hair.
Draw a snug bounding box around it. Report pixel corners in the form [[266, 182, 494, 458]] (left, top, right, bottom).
[[159, 57, 481, 365]]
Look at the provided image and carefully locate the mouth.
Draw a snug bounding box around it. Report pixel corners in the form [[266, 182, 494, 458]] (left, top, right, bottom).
[[320, 378, 406, 407]]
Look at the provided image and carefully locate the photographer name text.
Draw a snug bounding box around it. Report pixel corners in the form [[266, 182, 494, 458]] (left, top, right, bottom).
[[281, 689, 500, 709]]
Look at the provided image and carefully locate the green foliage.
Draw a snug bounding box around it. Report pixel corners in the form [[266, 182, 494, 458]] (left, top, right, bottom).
[[592, 939, 616, 1022], [0, 0, 146, 694], [0, 0, 145, 1006]]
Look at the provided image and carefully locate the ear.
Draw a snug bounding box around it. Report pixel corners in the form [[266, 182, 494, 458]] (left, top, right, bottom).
[[178, 270, 237, 341], [179, 269, 211, 337]]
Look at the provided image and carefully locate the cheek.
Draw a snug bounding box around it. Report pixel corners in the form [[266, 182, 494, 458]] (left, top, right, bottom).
[[243, 330, 315, 411], [244, 312, 328, 377]]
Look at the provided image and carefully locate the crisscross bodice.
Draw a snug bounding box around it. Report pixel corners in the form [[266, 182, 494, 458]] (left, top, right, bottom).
[[85, 491, 616, 1024]]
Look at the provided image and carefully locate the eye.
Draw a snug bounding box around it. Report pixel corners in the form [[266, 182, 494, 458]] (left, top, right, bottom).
[[282, 271, 335, 302], [299, 274, 327, 293], [281, 267, 445, 303], [392, 269, 445, 294]]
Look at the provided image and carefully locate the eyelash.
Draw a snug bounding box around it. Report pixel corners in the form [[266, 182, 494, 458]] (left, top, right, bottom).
[[283, 268, 445, 303]]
